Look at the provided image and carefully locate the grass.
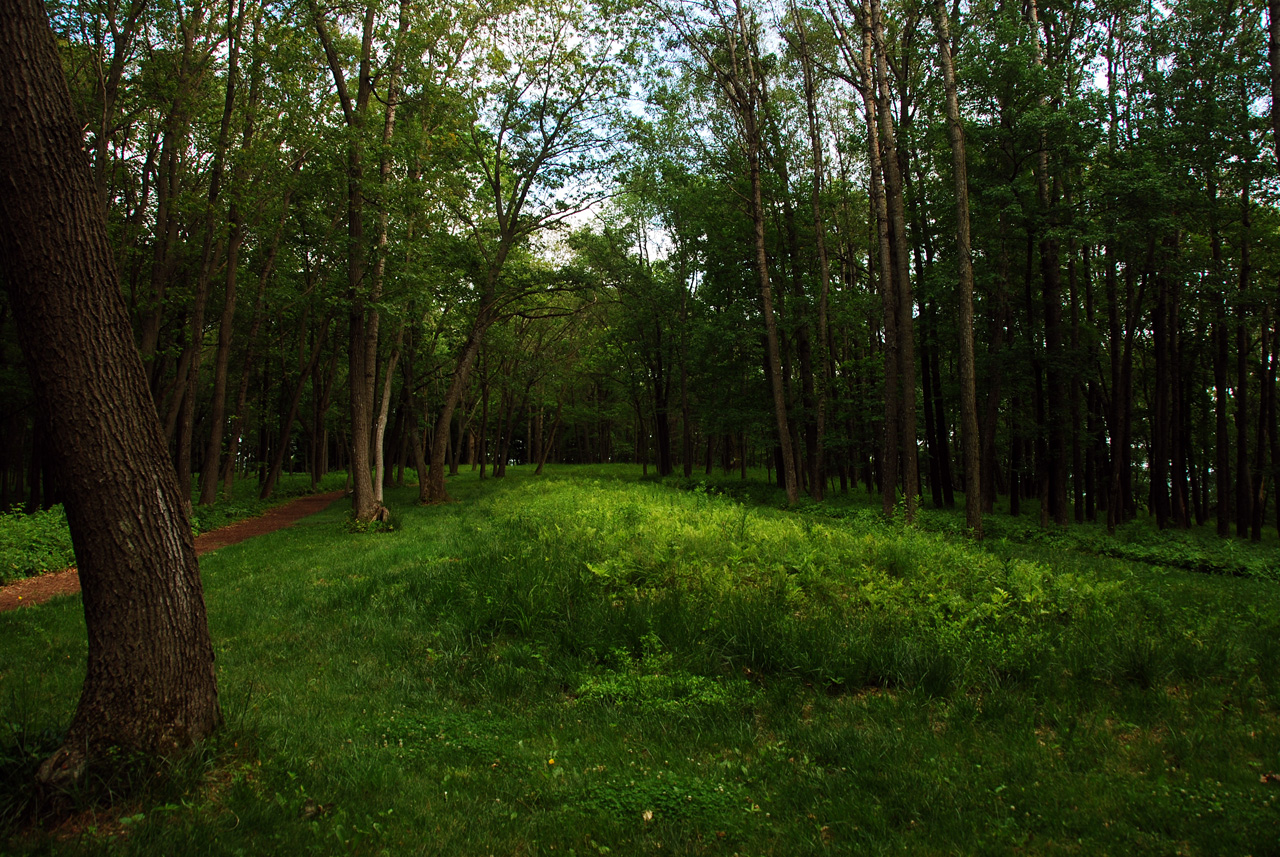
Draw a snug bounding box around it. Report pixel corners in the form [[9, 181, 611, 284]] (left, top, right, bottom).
[[0, 472, 347, 584], [1, 464, 1278, 855]]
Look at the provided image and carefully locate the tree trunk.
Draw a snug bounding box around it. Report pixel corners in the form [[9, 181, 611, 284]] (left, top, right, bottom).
[[261, 319, 330, 500], [869, 0, 919, 522], [312, 0, 381, 521], [373, 323, 404, 503], [201, 5, 262, 506], [1237, 171, 1253, 536], [744, 107, 797, 501], [1270, 0, 1280, 171], [0, 0, 219, 782]]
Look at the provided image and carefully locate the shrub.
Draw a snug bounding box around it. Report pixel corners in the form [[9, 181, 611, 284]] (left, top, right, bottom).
[[0, 505, 74, 583]]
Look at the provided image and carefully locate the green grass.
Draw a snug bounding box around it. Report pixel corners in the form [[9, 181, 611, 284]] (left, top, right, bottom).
[[0, 472, 347, 584], [1, 464, 1278, 855]]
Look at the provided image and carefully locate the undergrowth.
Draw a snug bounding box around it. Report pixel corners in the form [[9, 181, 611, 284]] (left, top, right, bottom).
[[0, 506, 73, 584]]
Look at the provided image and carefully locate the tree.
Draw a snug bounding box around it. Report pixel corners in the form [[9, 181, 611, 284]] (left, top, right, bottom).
[[0, 0, 220, 784], [660, 0, 801, 504], [310, 0, 385, 522], [419, 0, 632, 503], [930, 0, 982, 538]]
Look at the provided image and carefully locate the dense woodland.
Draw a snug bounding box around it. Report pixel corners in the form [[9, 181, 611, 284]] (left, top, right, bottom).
[[1, 0, 1277, 538]]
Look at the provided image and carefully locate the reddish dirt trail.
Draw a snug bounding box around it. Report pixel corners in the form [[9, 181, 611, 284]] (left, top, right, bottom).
[[0, 490, 346, 613]]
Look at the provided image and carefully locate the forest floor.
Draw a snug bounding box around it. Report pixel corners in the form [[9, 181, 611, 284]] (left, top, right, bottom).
[[0, 490, 345, 612]]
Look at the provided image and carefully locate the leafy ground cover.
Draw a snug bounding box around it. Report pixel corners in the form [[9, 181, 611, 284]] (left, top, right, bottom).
[[0, 474, 347, 585], [1, 465, 1277, 854], [673, 471, 1280, 582]]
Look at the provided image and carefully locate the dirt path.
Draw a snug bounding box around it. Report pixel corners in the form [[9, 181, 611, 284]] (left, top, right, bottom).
[[0, 490, 346, 613]]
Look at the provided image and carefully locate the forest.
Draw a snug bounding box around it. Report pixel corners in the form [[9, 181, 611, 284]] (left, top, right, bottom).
[[1, 0, 1280, 853], [0, 0, 1275, 539]]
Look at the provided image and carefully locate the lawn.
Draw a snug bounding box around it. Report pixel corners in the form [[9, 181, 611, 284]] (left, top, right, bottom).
[[2, 465, 1278, 855]]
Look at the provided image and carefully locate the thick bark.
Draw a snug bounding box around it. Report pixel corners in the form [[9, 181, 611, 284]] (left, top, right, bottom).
[[0, 0, 219, 782]]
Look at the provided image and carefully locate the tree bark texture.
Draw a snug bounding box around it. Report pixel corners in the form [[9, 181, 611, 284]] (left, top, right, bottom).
[[0, 0, 220, 783]]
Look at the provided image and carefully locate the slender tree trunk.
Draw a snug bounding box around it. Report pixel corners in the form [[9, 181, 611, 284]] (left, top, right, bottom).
[[373, 322, 404, 504], [1237, 172, 1253, 537], [932, 0, 981, 533], [312, 0, 381, 521], [261, 320, 330, 500], [200, 1, 258, 507], [221, 192, 290, 496], [746, 117, 798, 502], [1270, 0, 1280, 171], [789, 2, 834, 503], [1026, 0, 1067, 526], [869, 0, 918, 521], [536, 401, 563, 475], [421, 297, 495, 503], [1254, 304, 1272, 541], [1153, 247, 1172, 528]]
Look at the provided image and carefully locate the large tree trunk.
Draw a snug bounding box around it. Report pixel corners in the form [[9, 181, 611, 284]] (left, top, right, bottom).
[[0, 0, 220, 783]]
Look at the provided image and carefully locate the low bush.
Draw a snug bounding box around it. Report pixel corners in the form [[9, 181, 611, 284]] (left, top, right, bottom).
[[0, 505, 73, 584]]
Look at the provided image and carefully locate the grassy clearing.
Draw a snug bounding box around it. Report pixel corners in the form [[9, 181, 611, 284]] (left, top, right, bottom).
[[1, 465, 1278, 854]]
